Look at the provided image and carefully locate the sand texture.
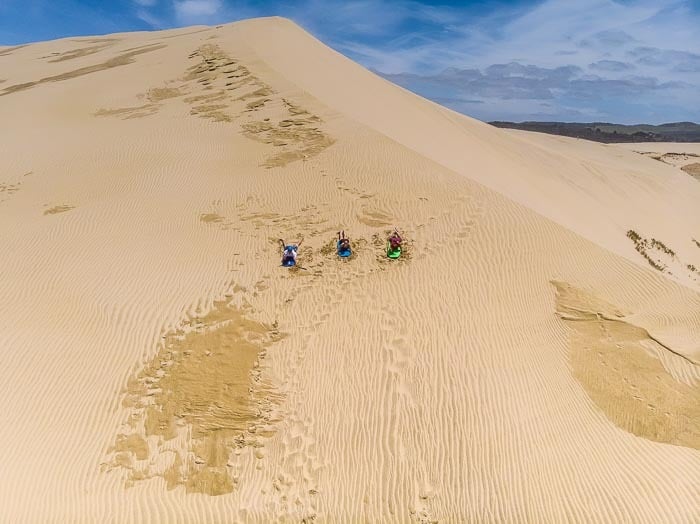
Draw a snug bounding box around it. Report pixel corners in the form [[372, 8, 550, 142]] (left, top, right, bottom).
[[1, 17, 700, 523]]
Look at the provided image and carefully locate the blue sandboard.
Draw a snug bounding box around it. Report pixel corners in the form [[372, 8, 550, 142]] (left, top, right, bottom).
[[337, 241, 352, 258], [282, 258, 296, 267]]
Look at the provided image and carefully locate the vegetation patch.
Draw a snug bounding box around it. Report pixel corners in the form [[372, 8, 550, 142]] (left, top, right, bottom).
[[627, 230, 699, 279], [627, 230, 670, 272]]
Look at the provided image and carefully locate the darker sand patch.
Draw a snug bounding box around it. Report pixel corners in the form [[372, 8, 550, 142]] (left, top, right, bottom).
[[242, 118, 335, 168], [46, 42, 115, 63], [147, 86, 183, 102], [113, 434, 148, 461], [357, 207, 393, 227], [681, 162, 700, 180], [183, 47, 334, 165], [1, 44, 166, 97], [553, 281, 700, 450], [241, 98, 335, 168], [44, 204, 75, 215], [95, 104, 159, 119], [0, 44, 28, 57], [0, 179, 22, 205], [190, 103, 232, 122], [0, 181, 21, 196], [95, 84, 182, 120], [200, 213, 225, 223], [180, 44, 239, 123], [110, 302, 284, 495], [639, 151, 700, 167]]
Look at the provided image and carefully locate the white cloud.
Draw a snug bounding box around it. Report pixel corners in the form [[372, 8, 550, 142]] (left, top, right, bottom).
[[136, 8, 164, 28], [173, 0, 222, 24], [121, 0, 700, 122], [134, 0, 158, 6]]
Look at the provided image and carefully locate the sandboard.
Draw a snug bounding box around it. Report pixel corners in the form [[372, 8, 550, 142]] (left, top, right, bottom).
[[386, 244, 401, 259], [337, 241, 352, 258]]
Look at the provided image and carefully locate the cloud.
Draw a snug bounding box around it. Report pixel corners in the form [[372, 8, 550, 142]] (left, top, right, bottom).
[[173, 0, 222, 24], [628, 46, 700, 71], [136, 8, 164, 28], [590, 60, 635, 72], [379, 58, 695, 123], [133, 0, 158, 6], [579, 29, 636, 48], [347, 0, 700, 122], [381, 62, 676, 102], [593, 29, 636, 47]]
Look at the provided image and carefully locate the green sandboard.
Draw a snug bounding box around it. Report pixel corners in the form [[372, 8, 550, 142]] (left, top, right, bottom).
[[386, 245, 402, 259]]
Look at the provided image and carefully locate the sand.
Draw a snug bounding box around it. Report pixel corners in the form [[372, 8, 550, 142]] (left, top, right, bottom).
[[612, 142, 700, 182], [1, 17, 699, 522]]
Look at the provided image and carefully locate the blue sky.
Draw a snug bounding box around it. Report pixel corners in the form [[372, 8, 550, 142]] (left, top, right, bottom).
[[1, 0, 699, 123]]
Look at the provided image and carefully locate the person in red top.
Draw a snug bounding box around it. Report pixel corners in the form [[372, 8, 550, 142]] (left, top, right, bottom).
[[388, 229, 402, 250]]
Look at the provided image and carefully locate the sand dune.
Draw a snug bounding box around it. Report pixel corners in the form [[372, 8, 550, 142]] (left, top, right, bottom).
[[612, 142, 700, 182], [0, 17, 699, 522]]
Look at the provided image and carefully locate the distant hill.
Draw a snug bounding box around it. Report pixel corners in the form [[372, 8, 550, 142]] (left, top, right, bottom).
[[489, 121, 700, 143]]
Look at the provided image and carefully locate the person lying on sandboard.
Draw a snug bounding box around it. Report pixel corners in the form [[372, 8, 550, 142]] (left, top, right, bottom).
[[279, 237, 303, 267], [337, 230, 352, 258], [386, 229, 402, 259]]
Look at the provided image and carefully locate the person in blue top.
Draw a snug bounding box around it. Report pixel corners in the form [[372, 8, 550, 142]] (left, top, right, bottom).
[[337, 230, 351, 257], [279, 237, 303, 266]]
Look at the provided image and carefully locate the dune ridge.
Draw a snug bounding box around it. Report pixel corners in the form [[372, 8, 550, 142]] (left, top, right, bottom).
[[0, 17, 699, 522]]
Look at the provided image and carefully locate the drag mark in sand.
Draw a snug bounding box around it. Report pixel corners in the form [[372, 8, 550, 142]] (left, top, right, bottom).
[[553, 281, 700, 450], [0, 44, 166, 97], [108, 302, 284, 495], [0, 172, 31, 204], [200, 213, 225, 223], [0, 44, 28, 57], [43, 204, 75, 215], [43, 40, 117, 63], [95, 86, 183, 120], [95, 104, 160, 119], [0, 181, 21, 198]]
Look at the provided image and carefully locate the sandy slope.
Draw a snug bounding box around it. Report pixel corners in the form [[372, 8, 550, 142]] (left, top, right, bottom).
[[0, 17, 699, 523], [612, 142, 700, 181]]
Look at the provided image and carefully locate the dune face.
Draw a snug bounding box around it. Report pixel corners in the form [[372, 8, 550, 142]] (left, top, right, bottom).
[[1, 17, 700, 523], [553, 281, 700, 450]]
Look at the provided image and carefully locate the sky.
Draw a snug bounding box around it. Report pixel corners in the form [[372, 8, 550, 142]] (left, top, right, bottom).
[[1, 0, 699, 123]]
